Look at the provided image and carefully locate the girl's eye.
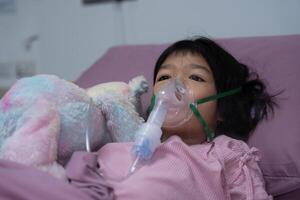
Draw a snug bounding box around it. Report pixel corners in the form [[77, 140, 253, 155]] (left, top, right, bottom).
[[189, 75, 204, 82], [157, 75, 171, 82]]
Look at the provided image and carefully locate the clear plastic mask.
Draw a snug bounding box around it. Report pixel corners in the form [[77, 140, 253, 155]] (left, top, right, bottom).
[[154, 78, 194, 128]]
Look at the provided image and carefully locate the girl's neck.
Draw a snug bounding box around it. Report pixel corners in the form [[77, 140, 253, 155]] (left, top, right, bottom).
[[161, 131, 206, 145]]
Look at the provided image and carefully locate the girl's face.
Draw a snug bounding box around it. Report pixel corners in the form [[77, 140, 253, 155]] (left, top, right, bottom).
[[153, 52, 218, 145]]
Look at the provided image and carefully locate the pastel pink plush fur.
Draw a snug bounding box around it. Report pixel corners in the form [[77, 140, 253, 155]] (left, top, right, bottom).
[[0, 74, 148, 179]]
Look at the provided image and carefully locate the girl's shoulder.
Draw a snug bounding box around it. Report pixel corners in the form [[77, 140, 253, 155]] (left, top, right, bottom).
[[211, 136, 271, 199], [213, 135, 249, 151], [212, 135, 261, 165]]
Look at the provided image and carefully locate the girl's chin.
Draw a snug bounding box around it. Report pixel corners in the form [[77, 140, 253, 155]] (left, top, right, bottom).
[[161, 123, 209, 145]]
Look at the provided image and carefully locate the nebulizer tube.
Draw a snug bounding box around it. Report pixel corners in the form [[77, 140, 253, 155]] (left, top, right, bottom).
[[128, 78, 191, 176]]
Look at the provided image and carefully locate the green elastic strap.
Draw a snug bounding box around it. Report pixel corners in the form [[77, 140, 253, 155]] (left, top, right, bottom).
[[189, 103, 215, 142], [191, 87, 242, 142], [196, 87, 242, 105], [149, 95, 156, 113]]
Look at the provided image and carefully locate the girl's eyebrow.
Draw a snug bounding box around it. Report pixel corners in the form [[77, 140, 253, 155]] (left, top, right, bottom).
[[159, 64, 173, 70], [160, 64, 211, 74], [188, 64, 211, 74]]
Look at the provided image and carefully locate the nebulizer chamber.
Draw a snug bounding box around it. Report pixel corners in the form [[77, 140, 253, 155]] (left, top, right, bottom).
[[129, 78, 193, 176]]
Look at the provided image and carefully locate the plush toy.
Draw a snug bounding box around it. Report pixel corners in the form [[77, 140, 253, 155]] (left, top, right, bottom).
[[0, 74, 148, 179]]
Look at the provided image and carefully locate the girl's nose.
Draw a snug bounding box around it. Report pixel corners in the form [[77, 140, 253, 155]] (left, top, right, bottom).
[[174, 75, 189, 89]]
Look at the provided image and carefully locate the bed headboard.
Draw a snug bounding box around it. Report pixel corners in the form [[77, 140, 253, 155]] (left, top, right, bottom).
[[76, 35, 300, 199]]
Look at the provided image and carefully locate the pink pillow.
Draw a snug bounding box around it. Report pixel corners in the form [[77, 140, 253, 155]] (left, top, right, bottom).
[[76, 35, 300, 197]]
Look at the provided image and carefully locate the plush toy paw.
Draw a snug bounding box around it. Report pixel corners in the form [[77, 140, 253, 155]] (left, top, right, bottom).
[[87, 76, 149, 142], [38, 162, 67, 180]]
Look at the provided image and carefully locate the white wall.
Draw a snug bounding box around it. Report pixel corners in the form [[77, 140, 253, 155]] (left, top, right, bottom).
[[0, 0, 39, 60], [1, 0, 300, 86], [0, 0, 39, 88], [37, 0, 125, 81], [123, 0, 300, 43]]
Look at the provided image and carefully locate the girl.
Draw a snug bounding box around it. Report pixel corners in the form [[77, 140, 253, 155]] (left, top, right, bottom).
[[67, 37, 275, 199]]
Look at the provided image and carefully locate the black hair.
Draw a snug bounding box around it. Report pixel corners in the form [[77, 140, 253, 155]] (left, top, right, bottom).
[[153, 37, 278, 141]]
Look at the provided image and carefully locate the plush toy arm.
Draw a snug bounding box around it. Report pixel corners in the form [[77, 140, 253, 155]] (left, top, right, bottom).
[[86, 75, 148, 142], [96, 94, 144, 142], [128, 75, 149, 115]]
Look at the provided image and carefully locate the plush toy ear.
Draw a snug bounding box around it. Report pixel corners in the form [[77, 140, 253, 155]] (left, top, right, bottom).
[[86, 75, 148, 102], [128, 75, 149, 97], [127, 75, 149, 115]]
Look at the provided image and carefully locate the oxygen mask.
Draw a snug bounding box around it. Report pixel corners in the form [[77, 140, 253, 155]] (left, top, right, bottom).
[[150, 77, 194, 128]]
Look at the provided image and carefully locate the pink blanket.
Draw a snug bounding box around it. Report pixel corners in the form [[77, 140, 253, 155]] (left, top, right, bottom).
[[0, 157, 114, 200]]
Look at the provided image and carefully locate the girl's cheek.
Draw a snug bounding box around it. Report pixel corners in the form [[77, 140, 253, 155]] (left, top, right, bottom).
[[193, 84, 217, 99], [153, 83, 161, 94], [196, 102, 218, 129], [153, 81, 170, 94]]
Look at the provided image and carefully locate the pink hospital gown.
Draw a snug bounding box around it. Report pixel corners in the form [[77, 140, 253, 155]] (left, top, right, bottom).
[[66, 135, 272, 200]]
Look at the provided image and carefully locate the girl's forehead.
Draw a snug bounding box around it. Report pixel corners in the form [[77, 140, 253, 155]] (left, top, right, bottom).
[[160, 53, 211, 73], [168, 50, 204, 59], [163, 51, 207, 64]]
